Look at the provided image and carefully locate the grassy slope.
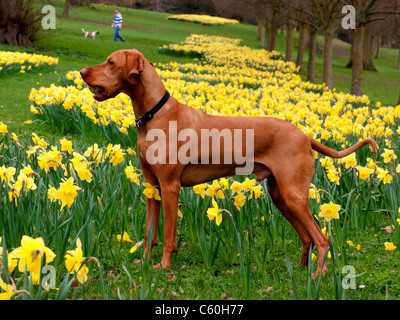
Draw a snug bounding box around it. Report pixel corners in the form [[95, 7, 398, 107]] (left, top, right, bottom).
[[1, 3, 400, 300], [1, 2, 400, 139]]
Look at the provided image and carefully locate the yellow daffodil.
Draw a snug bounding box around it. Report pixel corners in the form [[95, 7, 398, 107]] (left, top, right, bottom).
[[0, 166, 16, 184], [117, 231, 133, 243], [143, 182, 161, 200], [339, 153, 357, 169], [65, 238, 88, 284], [0, 278, 14, 300], [356, 166, 374, 181], [193, 183, 207, 198], [129, 240, 143, 254], [249, 185, 263, 199], [230, 181, 243, 194], [207, 199, 223, 226], [0, 240, 18, 273], [381, 148, 397, 163], [309, 184, 320, 202], [384, 242, 397, 251], [318, 202, 341, 222], [242, 178, 256, 191], [347, 240, 355, 246], [205, 180, 225, 199], [376, 167, 392, 184], [52, 177, 81, 210], [233, 192, 246, 210], [0, 121, 8, 134], [60, 138, 73, 154], [125, 161, 140, 185], [9, 235, 56, 276]]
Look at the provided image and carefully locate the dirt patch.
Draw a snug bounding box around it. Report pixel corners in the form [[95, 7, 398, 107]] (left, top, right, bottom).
[[66, 17, 158, 32], [333, 47, 350, 59]]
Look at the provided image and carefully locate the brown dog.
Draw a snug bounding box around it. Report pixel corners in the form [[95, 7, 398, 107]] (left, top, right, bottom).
[[80, 49, 377, 275]]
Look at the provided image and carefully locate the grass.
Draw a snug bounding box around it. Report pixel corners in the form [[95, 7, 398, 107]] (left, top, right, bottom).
[[1, 2, 400, 301]]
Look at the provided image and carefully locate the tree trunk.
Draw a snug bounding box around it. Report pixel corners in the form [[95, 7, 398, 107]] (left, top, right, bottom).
[[0, 0, 40, 47], [63, 0, 70, 18], [267, 11, 277, 51], [351, 26, 364, 96], [362, 23, 377, 71], [375, 34, 380, 59], [397, 47, 400, 69], [296, 23, 307, 72], [345, 32, 354, 68], [346, 23, 376, 72], [257, 17, 267, 48], [307, 27, 317, 83], [323, 29, 334, 89], [285, 20, 295, 62]]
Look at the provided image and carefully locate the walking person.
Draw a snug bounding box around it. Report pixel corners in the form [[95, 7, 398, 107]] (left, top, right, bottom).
[[111, 9, 125, 42]]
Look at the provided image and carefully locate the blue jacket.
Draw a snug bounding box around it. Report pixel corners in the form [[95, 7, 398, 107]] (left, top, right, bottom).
[[112, 13, 123, 28]]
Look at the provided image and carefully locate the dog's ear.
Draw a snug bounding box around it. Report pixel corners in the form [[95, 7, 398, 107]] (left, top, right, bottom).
[[126, 50, 144, 85]]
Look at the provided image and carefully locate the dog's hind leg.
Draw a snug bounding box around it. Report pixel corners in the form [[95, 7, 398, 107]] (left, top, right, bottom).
[[267, 175, 314, 266], [271, 157, 329, 277]]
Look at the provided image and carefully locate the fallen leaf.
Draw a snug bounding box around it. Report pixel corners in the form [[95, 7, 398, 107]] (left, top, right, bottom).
[[168, 270, 176, 282], [381, 225, 395, 233], [171, 291, 178, 299]]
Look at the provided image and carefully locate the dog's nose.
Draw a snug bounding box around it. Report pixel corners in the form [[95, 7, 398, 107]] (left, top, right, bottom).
[[80, 68, 88, 79]]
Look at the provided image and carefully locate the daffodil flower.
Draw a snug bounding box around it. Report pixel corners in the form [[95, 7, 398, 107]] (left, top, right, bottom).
[[9, 235, 56, 276], [384, 242, 397, 251], [318, 202, 341, 222], [143, 182, 161, 201], [117, 231, 133, 243], [65, 238, 89, 284], [207, 199, 223, 226]]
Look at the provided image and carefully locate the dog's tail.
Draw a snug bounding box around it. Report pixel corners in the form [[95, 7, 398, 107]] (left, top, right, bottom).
[[310, 137, 378, 158], [82, 28, 86, 33]]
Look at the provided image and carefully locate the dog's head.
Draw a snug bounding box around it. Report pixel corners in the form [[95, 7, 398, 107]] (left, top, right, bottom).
[[94, 31, 99, 35], [80, 49, 145, 102]]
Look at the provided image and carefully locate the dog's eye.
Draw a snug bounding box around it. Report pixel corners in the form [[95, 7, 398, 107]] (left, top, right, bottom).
[[107, 60, 114, 66]]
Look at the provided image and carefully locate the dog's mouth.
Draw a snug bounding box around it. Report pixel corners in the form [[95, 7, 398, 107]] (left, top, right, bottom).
[[88, 85, 109, 101]]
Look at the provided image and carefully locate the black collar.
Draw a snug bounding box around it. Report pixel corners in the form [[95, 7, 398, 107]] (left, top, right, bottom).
[[135, 90, 170, 128]]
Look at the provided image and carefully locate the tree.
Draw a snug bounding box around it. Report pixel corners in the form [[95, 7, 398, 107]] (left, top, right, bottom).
[[63, 0, 71, 18], [299, 0, 342, 89], [265, 0, 342, 88], [345, 21, 377, 71], [307, 25, 318, 83], [0, 0, 42, 47], [342, 0, 400, 96]]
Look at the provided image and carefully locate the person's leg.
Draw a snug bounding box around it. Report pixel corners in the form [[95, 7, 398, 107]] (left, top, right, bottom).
[[114, 26, 119, 41], [117, 27, 125, 41]]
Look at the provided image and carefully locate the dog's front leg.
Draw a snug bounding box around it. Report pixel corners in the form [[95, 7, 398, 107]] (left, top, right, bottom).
[[159, 180, 181, 269], [140, 159, 161, 261], [143, 196, 161, 259]]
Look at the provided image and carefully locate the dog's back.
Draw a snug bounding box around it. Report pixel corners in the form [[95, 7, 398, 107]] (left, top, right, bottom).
[[82, 28, 99, 39]]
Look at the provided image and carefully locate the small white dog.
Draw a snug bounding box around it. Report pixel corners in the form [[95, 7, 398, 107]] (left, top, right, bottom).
[[82, 28, 99, 39]]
